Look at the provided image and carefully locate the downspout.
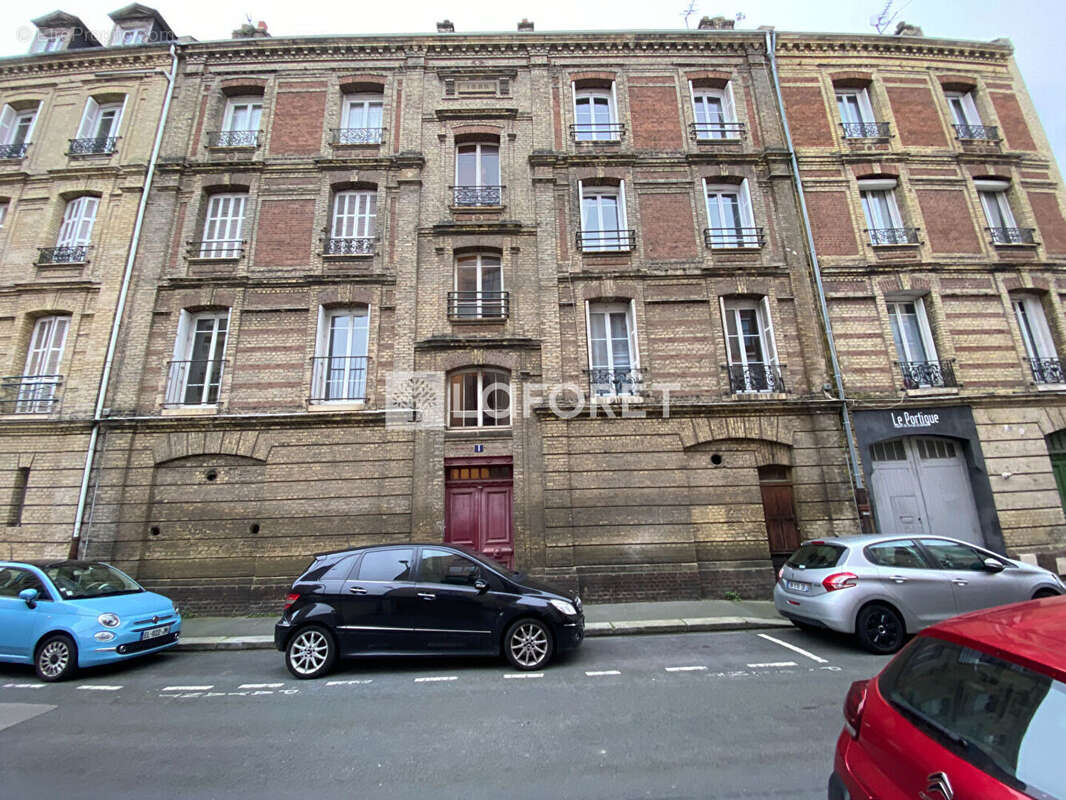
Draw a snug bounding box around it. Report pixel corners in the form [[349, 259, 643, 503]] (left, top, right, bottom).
[[70, 43, 180, 558], [765, 31, 866, 499]]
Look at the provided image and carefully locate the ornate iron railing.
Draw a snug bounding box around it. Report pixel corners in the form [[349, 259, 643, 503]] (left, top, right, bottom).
[[38, 245, 91, 264], [840, 121, 891, 139], [310, 356, 369, 402], [725, 363, 786, 394], [447, 291, 510, 320], [187, 240, 245, 259], [953, 123, 999, 141], [897, 359, 957, 390], [0, 143, 29, 159], [988, 227, 1037, 245], [205, 130, 261, 148], [452, 185, 504, 207], [690, 122, 746, 140], [576, 229, 636, 252], [67, 136, 118, 155], [570, 123, 626, 142], [1029, 357, 1065, 385], [164, 359, 227, 407], [866, 227, 921, 245], [323, 237, 374, 256], [704, 227, 765, 248], [331, 128, 384, 145], [585, 367, 644, 396], [0, 375, 62, 414]]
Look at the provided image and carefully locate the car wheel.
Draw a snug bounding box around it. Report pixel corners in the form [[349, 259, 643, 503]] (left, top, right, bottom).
[[36, 634, 77, 682], [504, 618, 553, 671], [285, 625, 336, 679], [855, 604, 905, 654], [1033, 588, 1060, 599]]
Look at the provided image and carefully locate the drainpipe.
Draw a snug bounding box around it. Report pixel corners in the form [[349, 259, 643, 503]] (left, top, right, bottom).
[[70, 43, 180, 558], [764, 30, 866, 499]]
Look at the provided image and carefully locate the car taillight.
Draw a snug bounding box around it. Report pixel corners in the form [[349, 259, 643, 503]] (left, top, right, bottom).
[[843, 679, 869, 739], [283, 592, 300, 611], [776, 566, 784, 583], [822, 572, 858, 592]]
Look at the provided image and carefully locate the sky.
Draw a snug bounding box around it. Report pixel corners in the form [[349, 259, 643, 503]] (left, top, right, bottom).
[[0, 0, 1063, 170]]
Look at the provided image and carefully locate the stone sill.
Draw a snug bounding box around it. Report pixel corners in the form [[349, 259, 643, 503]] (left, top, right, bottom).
[[321, 253, 374, 261], [66, 151, 116, 159], [580, 248, 634, 257], [991, 242, 1039, 249], [307, 401, 367, 412], [161, 405, 220, 416], [204, 145, 259, 153], [904, 386, 959, 398], [450, 205, 506, 215], [0, 412, 55, 420], [449, 317, 508, 325], [35, 260, 89, 268], [330, 142, 383, 149], [868, 243, 921, 250], [185, 256, 242, 265], [707, 246, 762, 253], [730, 392, 789, 401], [1034, 383, 1066, 392], [445, 427, 513, 439]]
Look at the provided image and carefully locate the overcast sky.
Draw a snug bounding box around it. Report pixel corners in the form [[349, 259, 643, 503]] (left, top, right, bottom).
[[1, 0, 1063, 170]]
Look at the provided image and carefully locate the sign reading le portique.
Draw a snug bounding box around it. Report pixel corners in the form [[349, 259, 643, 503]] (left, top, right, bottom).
[[891, 410, 940, 429]]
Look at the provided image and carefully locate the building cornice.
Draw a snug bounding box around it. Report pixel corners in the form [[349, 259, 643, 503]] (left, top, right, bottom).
[[0, 46, 173, 79], [775, 33, 1011, 63]]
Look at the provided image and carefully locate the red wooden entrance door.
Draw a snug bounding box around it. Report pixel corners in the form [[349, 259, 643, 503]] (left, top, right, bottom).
[[444, 458, 514, 568], [758, 465, 801, 560]]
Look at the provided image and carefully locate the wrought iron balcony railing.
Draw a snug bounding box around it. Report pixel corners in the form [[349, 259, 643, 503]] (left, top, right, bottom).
[[448, 291, 510, 320], [725, 363, 786, 394], [331, 127, 384, 145], [988, 227, 1037, 245], [0, 375, 63, 414], [576, 229, 636, 252], [0, 142, 29, 159], [164, 359, 227, 407], [205, 130, 261, 148], [571, 123, 626, 142], [1029, 357, 1065, 385], [323, 237, 374, 256], [840, 121, 891, 139], [585, 367, 644, 397], [953, 123, 999, 141], [898, 359, 957, 390], [38, 245, 91, 264], [310, 356, 369, 403], [866, 227, 921, 245], [704, 227, 765, 248], [452, 185, 504, 207], [690, 122, 746, 141], [68, 136, 119, 155], [187, 240, 245, 259]]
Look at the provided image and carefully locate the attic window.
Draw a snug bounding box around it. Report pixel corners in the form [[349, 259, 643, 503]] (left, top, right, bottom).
[[31, 30, 65, 53], [113, 25, 150, 46]]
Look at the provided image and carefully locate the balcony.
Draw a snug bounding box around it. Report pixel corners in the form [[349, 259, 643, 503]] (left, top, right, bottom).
[[1029, 358, 1066, 385], [571, 123, 625, 142], [0, 143, 29, 160], [690, 122, 745, 141], [37, 245, 91, 264], [205, 130, 261, 148], [448, 291, 510, 321], [164, 360, 227, 407], [331, 128, 384, 145], [704, 227, 764, 248], [988, 227, 1037, 245], [576, 229, 636, 252], [68, 136, 118, 156], [452, 185, 504, 207], [585, 367, 644, 397], [0, 375, 62, 414], [953, 123, 999, 141], [725, 363, 786, 394], [310, 356, 369, 403], [840, 122, 891, 139], [323, 237, 374, 256], [187, 240, 245, 260], [866, 227, 921, 246], [898, 359, 957, 390]]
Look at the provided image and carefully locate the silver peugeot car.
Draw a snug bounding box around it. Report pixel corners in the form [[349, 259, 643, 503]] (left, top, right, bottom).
[[773, 534, 1064, 653]]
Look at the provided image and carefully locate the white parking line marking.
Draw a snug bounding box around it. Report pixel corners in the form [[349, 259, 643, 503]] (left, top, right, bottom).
[[503, 673, 543, 679], [162, 685, 213, 692], [746, 661, 798, 669], [757, 633, 829, 664], [2, 683, 45, 689], [665, 666, 707, 672], [414, 676, 458, 683], [77, 685, 122, 691], [585, 670, 621, 676], [326, 679, 373, 686], [238, 683, 283, 689]]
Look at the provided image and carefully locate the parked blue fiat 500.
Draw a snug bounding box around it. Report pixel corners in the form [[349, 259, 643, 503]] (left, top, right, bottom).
[[0, 560, 181, 681]]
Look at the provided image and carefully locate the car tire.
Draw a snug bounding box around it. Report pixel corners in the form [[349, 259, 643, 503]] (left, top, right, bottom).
[[285, 624, 336, 679], [504, 618, 553, 671], [35, 633, 77, 682], [1033, 588, 1060, 599], [855, 604, 905, 655]]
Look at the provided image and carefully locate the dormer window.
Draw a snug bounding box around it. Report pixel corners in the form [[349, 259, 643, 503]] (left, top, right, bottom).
[[113, 26, 150, 46], [31, 30, 65, 53]]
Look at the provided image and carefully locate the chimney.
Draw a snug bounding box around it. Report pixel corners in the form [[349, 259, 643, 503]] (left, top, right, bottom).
[[518, 19, 534, 32], [893, 21, 923, 37], [698, 16, 735, 30], [436, 20, 454, 33], [232, 20, 270, 39]]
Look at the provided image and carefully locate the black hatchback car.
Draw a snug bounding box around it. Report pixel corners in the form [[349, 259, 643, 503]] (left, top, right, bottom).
[[274, 543, 584, 678]]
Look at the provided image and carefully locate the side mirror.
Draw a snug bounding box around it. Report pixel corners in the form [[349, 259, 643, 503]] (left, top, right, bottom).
[[19, 588, 39, 608], [474, 578, 489, 594], [983, 558, 1005, 573]]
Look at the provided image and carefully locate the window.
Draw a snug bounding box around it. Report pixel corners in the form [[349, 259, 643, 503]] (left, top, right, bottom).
[[1013, 296, 1062, 383], [326, 190, 375, 255], [418, 548, 481, 586], [198, 193, 246, 258], [72, 98, 124, 153], [721, 297, 782, 393], [167, 311, 229, 406], [976, 180, 1032, 244], [448, 369, 510, 428], [0, 201, 7, 231], [452, 253, 505, 319], [454, 143, 501, 206], [578, 182, 631, 251], [690, 82, 739, 139], [0, 104, 38, 158], [864, 539, 929, 569], [113, 26, 149, 46], [858, 179, 915, 245], [0, 567, 47, 597], [836, 88, 886, 138], [30, 30, 64, 53], [586, 302, 639, 396], [357, 549, 413, 582], [945, 91, 994, 140], [339, 93, 383, 144], [918, 539, 990, 571], [41, 196, 98, 263], [311, 306, 369, 403], [887, 299, 953, 389], [213, 96, 262, 147], [14, 315, 68, 413], [704, 180, 759, 247], [573, 85, 620, 141]]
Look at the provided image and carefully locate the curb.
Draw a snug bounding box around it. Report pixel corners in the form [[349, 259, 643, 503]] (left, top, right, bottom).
[[174, 616, 792, 652]]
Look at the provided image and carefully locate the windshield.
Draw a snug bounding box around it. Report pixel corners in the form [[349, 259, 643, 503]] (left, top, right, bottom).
[[45, 562, 143, 600]]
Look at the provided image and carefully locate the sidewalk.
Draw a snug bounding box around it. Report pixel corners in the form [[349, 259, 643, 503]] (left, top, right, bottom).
[[175, 598, 791, 651]]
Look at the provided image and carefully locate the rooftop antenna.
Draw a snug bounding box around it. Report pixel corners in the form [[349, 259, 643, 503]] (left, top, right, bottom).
[[869, 0, 913, 34], [681, 1, 698, 29]]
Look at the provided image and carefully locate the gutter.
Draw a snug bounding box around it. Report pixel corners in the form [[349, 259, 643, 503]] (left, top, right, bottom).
[[70, 43, 180, 558]]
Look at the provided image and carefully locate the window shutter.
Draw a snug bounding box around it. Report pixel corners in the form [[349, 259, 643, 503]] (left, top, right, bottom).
[[617, 179, 628, 230], [0, 105, 14, 145], [77, 98, 100, 139], [914, 298, 939, 362], [719, 297, 733, 365], [724, 81, 738, 123], [56, 199, 85, 247], [739, 180, 756, 229], [74, 197, 98, 245], [760, 296, 779, 364], [109, 98, 127, 138], [627, 300, 640, 369]]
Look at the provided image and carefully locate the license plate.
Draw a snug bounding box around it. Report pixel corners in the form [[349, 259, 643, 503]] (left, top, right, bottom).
[[141, 625, 171, 640], [786, 580, 810, 593]]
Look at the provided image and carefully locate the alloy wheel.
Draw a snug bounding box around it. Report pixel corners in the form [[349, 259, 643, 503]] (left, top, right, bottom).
[[38, 639, 71, 680], [509, 622, 549, 668], [289, 629, 330, 676], [865, 609, 901, 650]]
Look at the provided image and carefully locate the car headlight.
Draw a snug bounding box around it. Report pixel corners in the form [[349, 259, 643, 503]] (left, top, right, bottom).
[[98, 613, 121, 628], [550, 599, 578, 616], [94, 631, 115, 642]]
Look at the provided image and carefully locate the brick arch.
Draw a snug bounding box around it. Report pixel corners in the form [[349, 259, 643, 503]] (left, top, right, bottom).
[[338, 75, 386, 94], [576, 280, 641, 303], [685, 70, 733, 88], [219, 78, 267, 96], [438, 352, 519, 373], [679, 418, 795, 452], [151, 430, 268, 465], [829, 71, 873, 88], [684, 437, 793, 468], [452, 125, 503, 140]]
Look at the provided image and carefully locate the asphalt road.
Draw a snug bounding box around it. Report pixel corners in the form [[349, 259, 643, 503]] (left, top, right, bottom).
[[0, 628, 893, 800]]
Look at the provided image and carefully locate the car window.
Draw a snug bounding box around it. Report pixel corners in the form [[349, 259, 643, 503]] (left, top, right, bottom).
[[865, 540, 928, 569], [356, 549, 413, 582], [0, 567, 47, 599], [418, 549, 482, 586], [786, 543, 846, 570], [879, 636, 1066, 799], [44, 562, 142, 599], [920, 540, 987, 571]]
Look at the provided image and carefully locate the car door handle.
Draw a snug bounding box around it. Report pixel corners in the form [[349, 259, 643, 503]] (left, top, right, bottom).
[[348, 586, 368, 595], [890, 575, 907, 584], [418, 592, 436, 600], [952, 579, 969, 587]]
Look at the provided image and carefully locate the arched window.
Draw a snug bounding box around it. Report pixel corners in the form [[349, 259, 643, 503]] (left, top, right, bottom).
[[448, 368, 510, 428], [339, 90, 383, 144], [326, 189, 376, 255], [42, 195, 98, 263]]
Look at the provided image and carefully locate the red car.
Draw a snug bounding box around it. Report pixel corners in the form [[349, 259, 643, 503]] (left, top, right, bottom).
[[829, 595, 1065, 800]]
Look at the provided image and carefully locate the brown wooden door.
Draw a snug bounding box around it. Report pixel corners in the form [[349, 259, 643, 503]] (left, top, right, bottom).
[[759, 481, 800, 555], [444, 459, 514, 568]]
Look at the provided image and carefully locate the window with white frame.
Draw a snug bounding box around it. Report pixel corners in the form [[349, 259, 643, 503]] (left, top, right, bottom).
[[836, 87, 884, 138], [312, 306, 370, 402], [586, 301, 640, 396], [454, 142, 501, 206], [0, 201, 8, 232], [1012, 295, 1062, 383], [721, 297, 781, 393], [887, 298, 951, 389], [30, 30, 65, 53], [704, 180, 758, 247], [976, 179, 1030, 244], [15, 315, 69, 413], [47, 196, 98, 263], [198, 193, 246, 258], [573, 84, 620, 141], [690, 82, 739, 140], [453, 253, 504, 319], [944, 90, 995, 140], [579, 182, 630, 251], [73, 97, 124, 153], [327, 190, 375, 255], [214, 96, 262, 147], [858, 178, 914, 245], [448, 368, 510, 428], [167, 311, 229, 406], [0, 104, 39, 158], [111, 25, 149, 46], [340, 93, 383, 144]]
